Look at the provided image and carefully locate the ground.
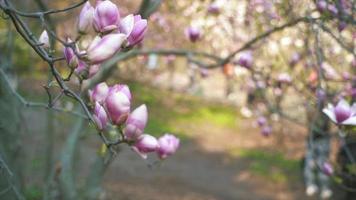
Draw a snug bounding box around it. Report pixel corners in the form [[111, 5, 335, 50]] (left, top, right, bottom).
[[20, 80, 346, 200]]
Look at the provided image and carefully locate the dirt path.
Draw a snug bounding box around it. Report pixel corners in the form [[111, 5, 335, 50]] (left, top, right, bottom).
[[102, 120, 309, 200]]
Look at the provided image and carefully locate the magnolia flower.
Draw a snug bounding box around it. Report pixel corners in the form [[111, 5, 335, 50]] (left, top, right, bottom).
[[257, 116, 267, 127], [93, 102, 108, 130], [93, 0, 120, 33], [157, 134, 180, 159], [89, 82, 109, 103], [87, 33, 126, 64], [207, 3, 220, 14], [277, 73, 292, 83], [185, 27, 201, 42], [77, 1, 94, 34], [261, 126, 272, 136], [124, 104, 148, 140], [105, 84, 131, 125], [237, 51, 253, 69], [316, 0, 328, 13], [88, 64, 100, 78], [323, 99, 356, 125], [63, 38, 78, 69], [132, 134, 159, 159], [39, 30, 50, 48], [322, 162, 333, 176]]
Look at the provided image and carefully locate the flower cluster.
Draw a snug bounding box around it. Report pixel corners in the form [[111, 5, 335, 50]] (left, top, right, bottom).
[[49, 0, 147, 79], [89, 82, 180, 159]]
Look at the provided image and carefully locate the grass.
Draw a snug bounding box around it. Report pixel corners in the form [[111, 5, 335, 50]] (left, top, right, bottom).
[[230, 148, 300, 183], [128, 82, 239, 139]]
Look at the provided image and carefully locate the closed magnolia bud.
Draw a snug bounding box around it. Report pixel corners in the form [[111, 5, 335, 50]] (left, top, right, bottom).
[[93, 0, 120, 33], [237, 51, 253, 68], [185, 27, 201, 42], [93, 102, 108, 130], [127, 15, 147, 46], [132, 134, 159, 159], [87, 33, 126, 64], [39, 30, 50, 48], [89, 82, 109, 103], [63, 38, 78, 69], [105, 86, 131, 125], [78, 1, 94, 34], [124, 104, 148, 140], [157, 134, 180, 159]]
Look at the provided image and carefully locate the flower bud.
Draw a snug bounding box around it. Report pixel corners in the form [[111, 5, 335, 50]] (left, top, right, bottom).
[[89, 82, 109, 103], [316, 0, 327, 13], [237, 51, 253, 69], [63, 38, 78, 69], [157, 134, 180, 159], [200, 68, 209, 78], [39, 30, 50, 48], [105, 85, 131, 125], [93, 0, 120, 33], [185, 27, 201, 42], [78, 1, 94, 34], [207, 3, 220, 14], [124, 104, 148, 140], [289, 52, 300, 67], [126, 15, 147, 46], [322, 162, 333, 176], [327, 4, 338, 16], [261, 126, 272, 137], [257, 116, 267, 127], [93, 102, 108, 130], [132, 134, 159, 159], [87, 33, 126, 64]]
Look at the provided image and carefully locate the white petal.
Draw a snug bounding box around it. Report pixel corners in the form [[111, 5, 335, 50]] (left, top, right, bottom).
[[323, 107, 337, 123], [342, 116, 356, 126]]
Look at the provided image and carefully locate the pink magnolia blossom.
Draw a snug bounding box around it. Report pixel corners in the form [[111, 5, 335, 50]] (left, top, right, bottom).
[[323, 99, 356, 125], [157, 134, 180, 159], [124, 104, 148, 140], [93, 0, 120, 33], [132, 134, 159, 159], [105, 84, 131, 125]]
